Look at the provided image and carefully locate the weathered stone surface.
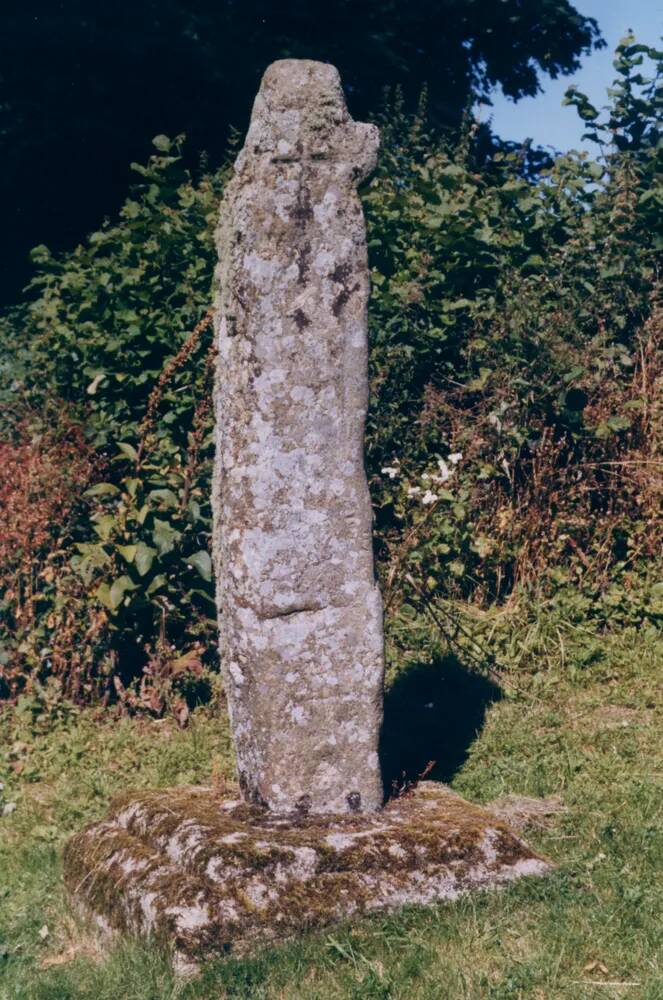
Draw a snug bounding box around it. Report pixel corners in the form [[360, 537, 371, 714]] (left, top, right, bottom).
[[63, 783, 551, 970], [212, 59, 384, 814], [486, 794, 567, 832]]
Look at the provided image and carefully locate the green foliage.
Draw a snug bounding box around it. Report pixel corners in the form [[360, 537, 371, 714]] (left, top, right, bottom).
[[23, 135, 224, 448], [76, 412, 216, 668], [0, 40, 661, 699], [0, 138, 227, 693], [365, 41, 662, 610]]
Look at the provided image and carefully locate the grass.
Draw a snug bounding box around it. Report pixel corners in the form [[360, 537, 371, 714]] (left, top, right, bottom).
[[0, 605, 661, 999]]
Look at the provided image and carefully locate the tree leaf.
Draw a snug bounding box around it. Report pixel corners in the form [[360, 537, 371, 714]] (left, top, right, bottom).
[[186, 549, 212, 582], [135, 542, 157, 577], [109, 575, 138, 610], [146, 574, 168, 596], [116, 544, 137, 564], [95, 582, 113, 609], [152, 518, 181, 555], [149, 488, 179, 508], [84, 482, 120, 497], [117, 442, 138, 461], [92, 514, 116, 542]]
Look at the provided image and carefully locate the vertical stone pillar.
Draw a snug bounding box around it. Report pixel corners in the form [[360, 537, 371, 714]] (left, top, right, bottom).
[[212, 59, 383, 814]]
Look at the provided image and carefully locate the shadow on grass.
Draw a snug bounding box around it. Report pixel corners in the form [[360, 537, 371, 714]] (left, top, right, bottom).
[[379, 653, 501, 794]]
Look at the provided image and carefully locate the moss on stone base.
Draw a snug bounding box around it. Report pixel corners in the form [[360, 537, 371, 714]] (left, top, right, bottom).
[[64, 783, 550, 967]]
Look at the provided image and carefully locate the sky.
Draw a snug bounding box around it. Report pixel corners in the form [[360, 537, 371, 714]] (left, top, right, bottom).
[[486, 0, 662, 153]]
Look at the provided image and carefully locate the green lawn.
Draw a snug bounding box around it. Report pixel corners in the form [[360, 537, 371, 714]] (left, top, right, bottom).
[[1, 608, 661, 999]]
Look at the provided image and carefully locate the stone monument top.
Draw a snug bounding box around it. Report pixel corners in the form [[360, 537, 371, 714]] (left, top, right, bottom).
[[235, 59, 379, 178]]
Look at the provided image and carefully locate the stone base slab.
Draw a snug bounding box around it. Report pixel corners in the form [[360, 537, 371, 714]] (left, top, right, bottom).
[[64, 783, 551, 969]]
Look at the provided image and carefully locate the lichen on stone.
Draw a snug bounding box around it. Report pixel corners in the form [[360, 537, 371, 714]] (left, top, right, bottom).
[[64, 782, 551, 968]]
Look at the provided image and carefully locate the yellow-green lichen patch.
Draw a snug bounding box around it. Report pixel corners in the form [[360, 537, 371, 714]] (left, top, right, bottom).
[[64, 782, 551, 967]]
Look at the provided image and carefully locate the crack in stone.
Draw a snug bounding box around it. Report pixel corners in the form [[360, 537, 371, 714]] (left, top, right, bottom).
[[260, 604, 324, 620]]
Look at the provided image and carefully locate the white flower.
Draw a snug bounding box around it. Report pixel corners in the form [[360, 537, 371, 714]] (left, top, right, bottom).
[[421, 490, 438, 505], [448, 452, 463, 465], [436, 458, 452, 482], [421, 473, 430, 481], [381, 466, 399, 479], [407, 486, 421, 497]]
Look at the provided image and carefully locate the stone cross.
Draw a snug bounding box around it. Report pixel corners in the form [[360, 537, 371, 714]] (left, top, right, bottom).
[[212, 59, 384, 814], [64, 64, 550, 956]]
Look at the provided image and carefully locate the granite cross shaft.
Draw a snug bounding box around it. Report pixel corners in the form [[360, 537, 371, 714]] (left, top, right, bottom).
[[212, 59, 384, 816]]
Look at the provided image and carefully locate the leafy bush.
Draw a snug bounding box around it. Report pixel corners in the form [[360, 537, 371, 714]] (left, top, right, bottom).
[[0, 38, 660, 703], [21, 135, 224, 447], [0, 137, 225, 701], [76, 311, 218, 699], [366, 37, 662, 613]]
